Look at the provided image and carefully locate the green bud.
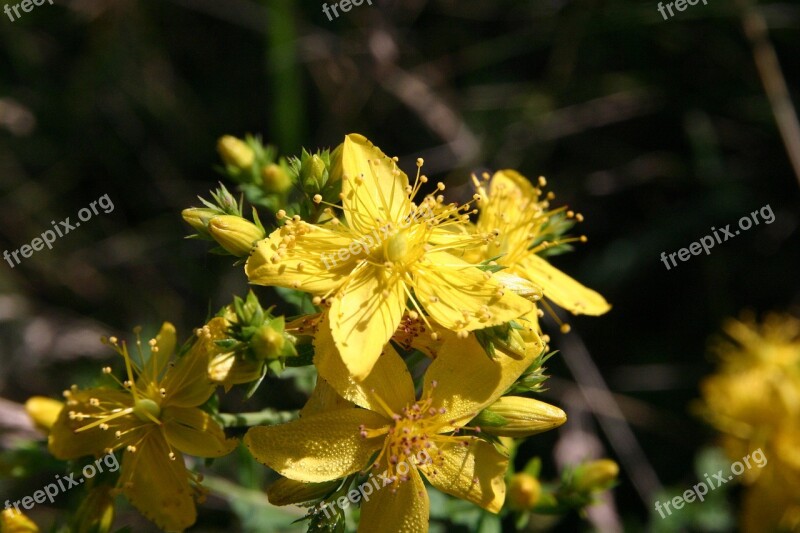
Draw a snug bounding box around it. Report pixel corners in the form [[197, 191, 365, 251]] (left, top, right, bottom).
[[261, 163, 293, 193], [217, 135, 254, 170], [207, 215, 266, 257], [251, 325, 286, 360]]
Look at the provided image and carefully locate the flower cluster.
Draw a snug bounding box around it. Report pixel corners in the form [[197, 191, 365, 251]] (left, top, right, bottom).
[[30, 133, 613, 532], [697, 312, 800, 532]]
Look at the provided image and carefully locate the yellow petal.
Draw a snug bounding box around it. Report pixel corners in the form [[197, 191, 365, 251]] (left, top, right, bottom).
[[245, 223, 353, 295], [300, 377, 356, 417], [120, 431, 196, 532], [342, 133, 411, 234], [519, 254, 610, 315], [414, 251, 533, 331], [162, 317, 228, 408], [315, 318, 415, 415], [145, 322, 177, 383], [329, 267, 406, 381], [25, 396, 63, 432], [48, 389, 140, 459], [207, 351, 264, 392], [163, 406, 238, 458], [266, 477, 340, 506], [244, 409, 387, 483], [419, 437, 507, 513], [423, 333, 542, 427], [358, 467, 429, 533], [1, 509, 39, 532]]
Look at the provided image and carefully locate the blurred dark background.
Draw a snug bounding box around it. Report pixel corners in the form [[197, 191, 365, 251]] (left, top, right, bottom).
[[1, 0, 799, 531]]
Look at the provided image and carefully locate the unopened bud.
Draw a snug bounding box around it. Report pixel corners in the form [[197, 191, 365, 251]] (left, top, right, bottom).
[[508, 473, 541, 510], [572, 459, 619, 493], [267, 477, 340, 506], [301, 154, 328, 192], [25, 396, 64, 432], [475, 396, 566, 437], [261, 163, 293, 193], [207, 215, 265, 257], [217, 135, 254, 169], [251, 325, 285, 360], [181, 207, 219, 238]]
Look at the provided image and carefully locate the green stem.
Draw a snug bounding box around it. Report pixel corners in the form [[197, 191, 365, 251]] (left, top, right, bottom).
[[217, 409, 297, 428]]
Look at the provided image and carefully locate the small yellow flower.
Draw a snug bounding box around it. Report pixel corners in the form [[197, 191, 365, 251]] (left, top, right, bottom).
[[48, 320, 238, 532], [246, 134, 534, 380], [469, 170, 611, 323], [245, 325, 547, 532]]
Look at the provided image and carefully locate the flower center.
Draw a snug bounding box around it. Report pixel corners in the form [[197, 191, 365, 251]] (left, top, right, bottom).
[[385, 230, 409, 263], [360, 388, 448, 488], [133, 398, 161, 423]]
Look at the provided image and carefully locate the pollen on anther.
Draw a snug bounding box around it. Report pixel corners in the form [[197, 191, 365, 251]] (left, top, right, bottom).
[[313, 194, 322, 204], [169, 452, 176, 461], [127, 445, 137, 453]]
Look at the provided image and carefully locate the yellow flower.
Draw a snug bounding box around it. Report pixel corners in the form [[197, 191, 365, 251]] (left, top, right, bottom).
[[245, 325, 546, 532], [697, 312, 800, 533], [246, 134, 534, 380], [48, 319, 238, 532], [468, 170, 610, 322]]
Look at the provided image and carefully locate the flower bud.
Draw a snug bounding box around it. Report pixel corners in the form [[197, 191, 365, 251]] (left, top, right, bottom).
[[181, 207, 219, 238], [207, 215, 265, 257], [217, 135, 254, 170], [300, 154, 327, 192], [251, 325, 285, 360], [25, 396, 64, 432], [267, 477, 339, 506], [475, 396, 566, 437], [261, 163, 293, 194], [507, 473, 542, 510], [572, 459, 619, 493]]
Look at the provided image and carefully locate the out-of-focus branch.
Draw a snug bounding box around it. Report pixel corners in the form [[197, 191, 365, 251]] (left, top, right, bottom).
[[737, 0, 800, 187]]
